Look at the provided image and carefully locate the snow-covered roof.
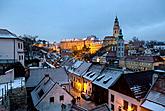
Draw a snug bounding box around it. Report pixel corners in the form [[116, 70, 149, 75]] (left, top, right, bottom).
[[83, 64, 104, 81], [60, 57, 76, 70], [31, 76, 73, 111], [45, 61, 55, 68], [92, 68, 123, 89], [74, 62, 92, 76], [68, 60, 92, 76], [141, 74, 165, 110], [0, 29, 23, 41], [0, 29, 16, 38], [26, 67, 69, 88], [72, 60, 83, 69], [146, 90, 165, 107], [154, 70, 165, 73], [141, 100, 165, 111], [31, 76, 56, 107], [0, 69, 14, 84], [68, 61, 92, 76]]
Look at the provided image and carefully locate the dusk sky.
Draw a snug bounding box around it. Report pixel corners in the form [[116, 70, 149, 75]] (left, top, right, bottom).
[[0, 0, 165, 42]]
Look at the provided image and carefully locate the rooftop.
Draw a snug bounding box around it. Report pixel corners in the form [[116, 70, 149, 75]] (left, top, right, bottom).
[[68, 61, 92, 76], [124, 56, 164, 63], [0, 29, 23, 40], [31, 76, 56, 107], [83, 64, 105, 81], [111, 70, 157, 100], [92, 67, 123, 89], [143, 74, 165, 106], [26, 67, 69, 88]]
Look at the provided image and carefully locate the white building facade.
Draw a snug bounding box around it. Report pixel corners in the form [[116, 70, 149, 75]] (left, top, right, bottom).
[[0, 29, 24, 66]]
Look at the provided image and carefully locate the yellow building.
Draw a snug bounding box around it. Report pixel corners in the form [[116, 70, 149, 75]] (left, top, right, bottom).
[[60, 36, 102, 54]]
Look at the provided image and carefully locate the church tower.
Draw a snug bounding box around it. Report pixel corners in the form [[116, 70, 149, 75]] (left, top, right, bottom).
[[117, 29, 125, 58], [113, 16, 120, 37]]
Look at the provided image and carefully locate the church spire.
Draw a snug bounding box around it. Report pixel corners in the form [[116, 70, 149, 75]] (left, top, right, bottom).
[[113, 16, 120, 37], [115, 16, 118, 22]]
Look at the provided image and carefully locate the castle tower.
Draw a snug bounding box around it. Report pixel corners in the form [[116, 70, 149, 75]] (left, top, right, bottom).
[[113, 16, 120, 37]]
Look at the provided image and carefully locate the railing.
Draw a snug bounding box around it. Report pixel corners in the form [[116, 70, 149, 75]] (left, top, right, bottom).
[[0, 59, 18, 64]]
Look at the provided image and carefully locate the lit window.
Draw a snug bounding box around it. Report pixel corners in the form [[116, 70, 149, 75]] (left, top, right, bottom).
[[131, 104, 137, 111], [123, 100, 128, 110]]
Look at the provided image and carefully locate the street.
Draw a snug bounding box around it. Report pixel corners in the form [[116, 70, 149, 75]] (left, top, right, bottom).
[[70, 87, 96, 110]]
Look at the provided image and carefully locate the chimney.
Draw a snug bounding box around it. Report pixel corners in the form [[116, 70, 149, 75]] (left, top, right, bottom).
[[44, 74, 50, 84], [152, 73, 158, 85]]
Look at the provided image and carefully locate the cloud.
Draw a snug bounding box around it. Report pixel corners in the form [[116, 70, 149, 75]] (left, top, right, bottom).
[[0, 0, 165, 42]]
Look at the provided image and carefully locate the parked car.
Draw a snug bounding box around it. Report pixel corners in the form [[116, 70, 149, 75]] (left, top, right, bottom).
[[81, 92, 91, 101]]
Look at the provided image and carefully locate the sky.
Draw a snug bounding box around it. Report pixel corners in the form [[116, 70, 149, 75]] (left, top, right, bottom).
[[0, 0, 165, 42]]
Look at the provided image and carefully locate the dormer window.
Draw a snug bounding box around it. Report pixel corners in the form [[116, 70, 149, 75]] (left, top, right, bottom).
[[96, 75, 105, 81], [103, 77, 112, 84], [90, 73, 95, 78]]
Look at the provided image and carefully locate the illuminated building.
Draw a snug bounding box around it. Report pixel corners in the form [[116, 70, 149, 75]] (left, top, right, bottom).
[[82, 64, 105, 96], [109, 70, 163, 111], [60, 36, 102, 54], [68, 60, 92, 92], [119, 56, 164, 72]]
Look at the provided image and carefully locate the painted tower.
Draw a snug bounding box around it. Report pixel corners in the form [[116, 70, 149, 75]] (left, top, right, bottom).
[[117, 29, 125, 58]]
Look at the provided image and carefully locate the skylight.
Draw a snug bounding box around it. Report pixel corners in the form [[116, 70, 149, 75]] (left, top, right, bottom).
[[103, 76, 112, 84], [38, 89, 44, 98], [86, 71, 92, 76], [90, 72, 95, 78], [96, 74, 105, 81]]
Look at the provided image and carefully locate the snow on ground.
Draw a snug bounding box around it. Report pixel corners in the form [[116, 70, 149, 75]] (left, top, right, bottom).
[[0, 77, 25, 98]]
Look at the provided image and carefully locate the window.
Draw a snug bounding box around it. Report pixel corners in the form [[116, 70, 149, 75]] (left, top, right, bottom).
[[50, 97, 54, 103], [123, 100, 128, 110], [131, 104, 137, 111], [20, 43, 22, 49], [111, 94, 114, 102], [118, 106, 122, 111], [18, 43, 20, 49], [60, 95, 64, 101], [111, 104, 114, 111], [38, 89, 44, 98], [19, 55, 21, 60]]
